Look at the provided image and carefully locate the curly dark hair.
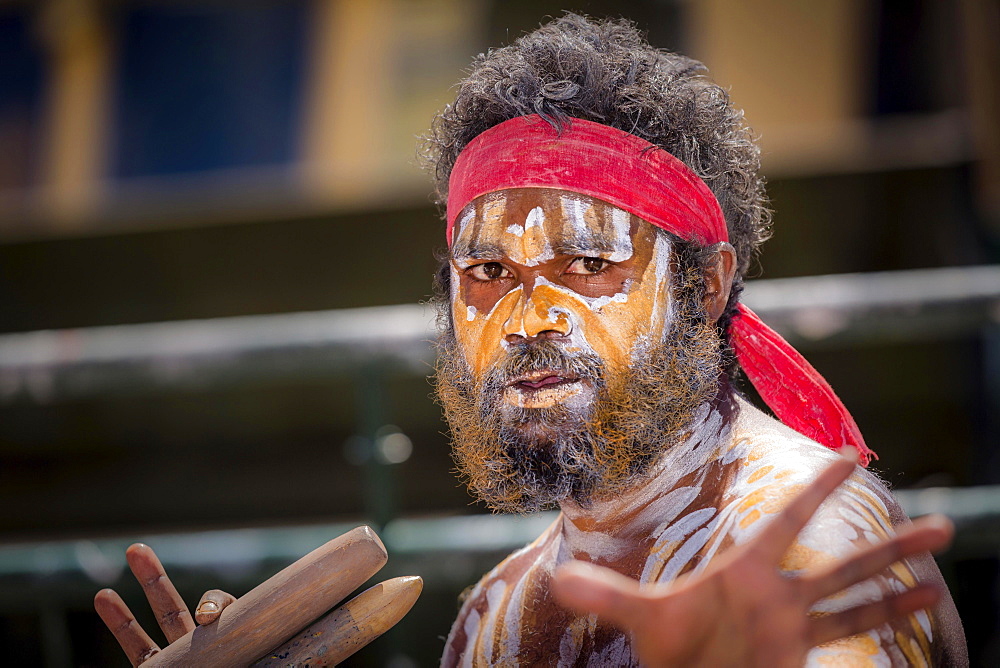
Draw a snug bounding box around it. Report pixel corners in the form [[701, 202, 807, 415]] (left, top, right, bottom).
[[423, 12, 772, 379]]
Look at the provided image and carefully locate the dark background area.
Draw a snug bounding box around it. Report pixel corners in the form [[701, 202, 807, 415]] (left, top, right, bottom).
[[0, 0, 997, 665]]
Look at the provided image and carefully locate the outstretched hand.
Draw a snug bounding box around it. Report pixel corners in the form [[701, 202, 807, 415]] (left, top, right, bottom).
[[551, 457, 953, 668], [94, 543, 235, 665]]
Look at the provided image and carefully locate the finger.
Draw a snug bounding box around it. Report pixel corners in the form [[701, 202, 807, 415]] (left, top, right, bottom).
[[809, 584, 941, 646], [94, 588, 161, 666], [804, 515, 954, 602], [194, 589, 237, 625], [752, 458, 856, 563], [551, 561, 648, 630], [126, 543, 196, 643]]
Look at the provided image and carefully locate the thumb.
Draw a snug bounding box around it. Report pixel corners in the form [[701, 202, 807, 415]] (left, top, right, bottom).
[[551, 561, 647, 631], [194, 589, 236, 625]]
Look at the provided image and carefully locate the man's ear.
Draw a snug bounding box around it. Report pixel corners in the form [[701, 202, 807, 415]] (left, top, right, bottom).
[[703, 243, 737, 323]]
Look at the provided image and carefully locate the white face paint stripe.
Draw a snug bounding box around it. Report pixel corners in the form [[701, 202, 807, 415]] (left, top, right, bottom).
[[560, 194, 636, 262], [587, 292, 629, 309], [562, 194, 588, 239], [648, 235, 673, 339], [456, 207, 475, 238], [449, 265, 461, 304], [607, 207, 633, 261], [530, 275, 623, 312], [525, 206, 545, 229], [518, 206, 553, 267]]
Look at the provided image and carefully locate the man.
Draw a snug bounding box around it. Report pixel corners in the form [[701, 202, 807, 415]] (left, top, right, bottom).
[[97, 13, 966, 667], [426, 13, 966, 666]]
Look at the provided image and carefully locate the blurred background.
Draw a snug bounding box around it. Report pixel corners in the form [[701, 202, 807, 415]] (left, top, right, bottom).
[[0, 0, 998, 665]]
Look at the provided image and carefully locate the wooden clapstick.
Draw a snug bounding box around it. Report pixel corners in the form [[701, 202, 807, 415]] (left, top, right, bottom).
[[144, 526, 388, 667], [254, 575, 423, 666]]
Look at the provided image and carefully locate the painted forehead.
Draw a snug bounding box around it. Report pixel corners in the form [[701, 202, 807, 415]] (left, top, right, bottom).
[[451, 188, 638, 263]]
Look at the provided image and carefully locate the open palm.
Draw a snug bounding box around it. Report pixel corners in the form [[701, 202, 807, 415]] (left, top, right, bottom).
[[552, 458, 951, 667]]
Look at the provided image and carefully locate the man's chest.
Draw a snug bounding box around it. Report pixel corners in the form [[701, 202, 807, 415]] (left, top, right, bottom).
[[458, 574, 640, 667]]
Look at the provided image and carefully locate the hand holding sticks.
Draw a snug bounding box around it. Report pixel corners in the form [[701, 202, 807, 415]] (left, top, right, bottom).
[[96, 526, 421, 666]]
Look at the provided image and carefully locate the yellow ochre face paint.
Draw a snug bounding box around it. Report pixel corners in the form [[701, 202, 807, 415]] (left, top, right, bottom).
[[450, 188, 674, 409]]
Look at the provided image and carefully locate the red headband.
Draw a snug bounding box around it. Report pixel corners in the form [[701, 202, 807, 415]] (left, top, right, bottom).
[[446, 115, 874, 466]]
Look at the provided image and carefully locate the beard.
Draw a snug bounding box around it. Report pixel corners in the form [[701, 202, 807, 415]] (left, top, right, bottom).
[[434, 306, 724, 514]]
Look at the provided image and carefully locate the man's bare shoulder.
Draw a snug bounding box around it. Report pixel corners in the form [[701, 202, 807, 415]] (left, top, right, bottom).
[[719, 399, 967, 666], [441, 516, 562, 666], [721, 398, 898, 530]]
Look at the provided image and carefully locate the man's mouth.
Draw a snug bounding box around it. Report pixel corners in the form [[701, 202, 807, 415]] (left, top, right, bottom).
[[503, 369, 587, 408], [511, 370, 580, 391]]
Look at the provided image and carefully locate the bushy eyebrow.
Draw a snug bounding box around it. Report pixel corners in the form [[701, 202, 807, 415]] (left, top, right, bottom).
[[552, 231, 617, 256], [451, 240, 506, 262], [453, 230, 622, 264]]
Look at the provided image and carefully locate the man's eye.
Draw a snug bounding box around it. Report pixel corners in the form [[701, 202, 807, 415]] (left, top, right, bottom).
[[566, 257, 608, 275], [468, 262, 511, 281]]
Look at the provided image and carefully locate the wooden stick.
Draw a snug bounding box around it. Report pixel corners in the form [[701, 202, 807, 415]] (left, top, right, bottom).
[[144, 526, 387, 667], [254, 575, 423, 666]]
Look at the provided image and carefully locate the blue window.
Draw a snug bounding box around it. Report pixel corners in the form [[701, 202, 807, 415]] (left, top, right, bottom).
[[110, 2, 310, 178], [0, 9, 45, 189]]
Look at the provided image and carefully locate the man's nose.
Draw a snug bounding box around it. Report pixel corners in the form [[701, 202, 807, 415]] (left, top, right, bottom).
[[502, 287, 572, 344]]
